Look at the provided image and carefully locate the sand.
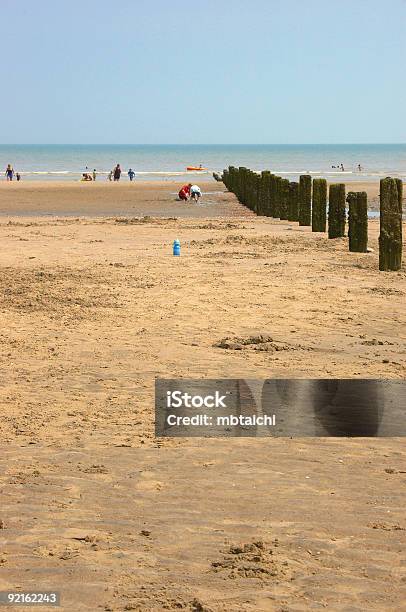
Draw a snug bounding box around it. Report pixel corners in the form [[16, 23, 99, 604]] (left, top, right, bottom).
[[0, 179, 405, 611], [0, 179, 389, 217]]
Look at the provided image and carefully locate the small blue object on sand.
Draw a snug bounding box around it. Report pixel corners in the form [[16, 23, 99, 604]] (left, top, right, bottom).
[[173, 239, 181, 256]]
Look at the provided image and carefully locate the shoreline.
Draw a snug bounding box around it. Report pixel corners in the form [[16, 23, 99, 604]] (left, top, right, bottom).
[[3, 171, 405, 180]]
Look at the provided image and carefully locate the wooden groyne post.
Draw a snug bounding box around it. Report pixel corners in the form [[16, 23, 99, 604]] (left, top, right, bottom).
[[379, 177, 403, 271], [328, 183, 346, 238], [244, 169, 252, 210], [260, 171, 271, 216], [226, 166, 233, 191], [312, 178, 327, 232], [239, 166, 248, 206], [222, 168, 230, 189], [246, 170, 260, 213], [299, 175, 312, 226], [254, 173, 262, 214], [269, 174, 277, 217], [347, 191, 368, 252], [279, 178, 290, 220], [273, 176, 282, 218], [254, 172, 261, 213], [288, 181, 299, 222]]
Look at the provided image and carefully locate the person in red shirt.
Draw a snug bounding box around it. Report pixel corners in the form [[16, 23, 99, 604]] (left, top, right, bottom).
[[178, 183, 192, 201]]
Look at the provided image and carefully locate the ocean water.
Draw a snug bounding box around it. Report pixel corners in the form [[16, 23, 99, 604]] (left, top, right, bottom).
[[0, 144, 405, 182]]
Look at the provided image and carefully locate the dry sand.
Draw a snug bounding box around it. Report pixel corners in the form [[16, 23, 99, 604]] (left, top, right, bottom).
[[0, 179, 405, 611]]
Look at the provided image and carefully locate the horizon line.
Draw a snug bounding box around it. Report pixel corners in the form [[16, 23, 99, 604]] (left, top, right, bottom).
[[1, 142, 406, 147]]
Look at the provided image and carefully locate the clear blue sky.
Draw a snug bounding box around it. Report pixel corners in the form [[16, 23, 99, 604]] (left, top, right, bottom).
[[1, 0, 405, 144]]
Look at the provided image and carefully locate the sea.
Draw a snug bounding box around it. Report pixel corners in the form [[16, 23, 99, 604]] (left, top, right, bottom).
[[1, 144, 405, 182]]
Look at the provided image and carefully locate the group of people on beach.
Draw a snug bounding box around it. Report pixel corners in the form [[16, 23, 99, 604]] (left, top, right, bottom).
[[331, 163, 362, 172], [5, 162, 364, 185], [81, 164, 136, 182], [3, 163, 202, 204], [107, 165, 135, 182], [4, 164, 21, 181], [4, 162, 136, 183], [178, 183, 202, 203]]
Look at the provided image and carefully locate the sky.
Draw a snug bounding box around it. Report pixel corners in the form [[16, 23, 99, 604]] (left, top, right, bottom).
[[1, 0, 405, 144]]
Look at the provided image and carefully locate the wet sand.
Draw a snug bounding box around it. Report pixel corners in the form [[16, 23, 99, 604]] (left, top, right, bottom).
[[0, 181, 405, 610], [0, 178, 391, 216]]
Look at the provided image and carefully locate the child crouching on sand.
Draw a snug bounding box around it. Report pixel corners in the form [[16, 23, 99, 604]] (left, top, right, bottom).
[[190, 184, 202, 203], [178, 183, 192, 201]]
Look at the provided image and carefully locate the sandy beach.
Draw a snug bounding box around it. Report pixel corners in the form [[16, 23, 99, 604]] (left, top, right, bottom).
[[0, 179, 388, 217], [0, 179, 405, 611]]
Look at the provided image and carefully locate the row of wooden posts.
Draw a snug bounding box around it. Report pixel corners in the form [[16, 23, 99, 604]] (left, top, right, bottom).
[[220, 167, 403, 271]]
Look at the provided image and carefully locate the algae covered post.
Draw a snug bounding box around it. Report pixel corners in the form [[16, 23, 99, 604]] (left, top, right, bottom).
[[328, 183, 346, 238], [260, 171, 271, 216], [228, 166, 237, 193], [279, 178, 290, 220], [248, 170, 258, 213], [255, 172, 262, 214], [312, 178, 327, 232], [347, 191, 368, 253], [239, 166, 248, 206], [379, 177, 403, 271], [299, 175, 312, 226], [273, 175, 282, 219], [239, 168, 246, 204], [288, 181, 299, 222], [269, 174, 277, 217], [222, 168, 230, 190]]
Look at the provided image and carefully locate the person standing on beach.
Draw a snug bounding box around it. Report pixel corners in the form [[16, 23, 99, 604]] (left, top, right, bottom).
[[5, 164, 14, 181], [92, 169, 97, 181], [108, 170, 113, 181], [113, 164, 121, 181], [340, 163, 345, 171], [16, 172, 21, 181], [357, 164, 362, 172], [128, 168, 135, 181]]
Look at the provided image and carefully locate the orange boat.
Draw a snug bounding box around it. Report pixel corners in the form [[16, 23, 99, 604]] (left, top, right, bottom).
[[186, 166, 207, 171]]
